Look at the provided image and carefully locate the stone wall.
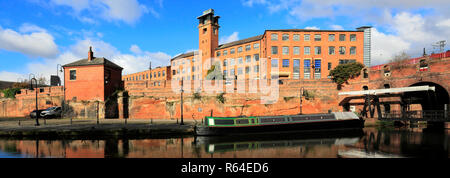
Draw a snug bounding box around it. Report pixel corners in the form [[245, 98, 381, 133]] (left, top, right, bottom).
[[120, 79, 343, 120], [0, 86, 113, 119]]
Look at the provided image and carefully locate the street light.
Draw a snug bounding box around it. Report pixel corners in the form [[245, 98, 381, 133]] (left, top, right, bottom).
[[30, 77, 40, 126], [29, 73, 35, 82], [300, 87, 304, 115], [180, 79, 184, 125], [57, 64, 63, 86]]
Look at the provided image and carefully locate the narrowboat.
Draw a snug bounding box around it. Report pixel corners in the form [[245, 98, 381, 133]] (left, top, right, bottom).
[[195, 112, 364, 136]]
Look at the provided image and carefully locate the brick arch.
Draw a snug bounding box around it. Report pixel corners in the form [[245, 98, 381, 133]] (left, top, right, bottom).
[[404, 81, 450, 111], [404, 79, 450, 97]]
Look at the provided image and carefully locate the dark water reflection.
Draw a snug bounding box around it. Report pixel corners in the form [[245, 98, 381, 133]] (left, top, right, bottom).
[[0, 127, 448, 158]]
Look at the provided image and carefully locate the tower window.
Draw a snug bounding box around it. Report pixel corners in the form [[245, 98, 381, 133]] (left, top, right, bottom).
[[329, 34, 335, 41], [350, 46, 356, 55], [314, 34, 321, 41], [238, 47, 243, 53], [254, 43, 260, 49], [350, 34, 356, 41], [304, 34, 310, 41], [339, 46, 346, 55], [282, 34, 289, 41], [293, 34, 300, 41], [271, 46, 278, 55], [271, 34, 278, 41], [339, 34, 346, 41], [203, 28, 207, 34], [245, 45, 251, 51], [282, 59, 290, 67]]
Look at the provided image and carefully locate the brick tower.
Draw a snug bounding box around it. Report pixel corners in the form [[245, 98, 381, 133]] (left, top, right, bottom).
[[197, 9, 220, 78]]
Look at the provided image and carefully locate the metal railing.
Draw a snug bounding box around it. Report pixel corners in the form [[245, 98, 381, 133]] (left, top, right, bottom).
[[381, 110, 450, 121]]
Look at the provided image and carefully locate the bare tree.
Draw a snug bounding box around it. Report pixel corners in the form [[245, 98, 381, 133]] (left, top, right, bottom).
[[390, 51, 411, 63], [36, 74, 48, 86]]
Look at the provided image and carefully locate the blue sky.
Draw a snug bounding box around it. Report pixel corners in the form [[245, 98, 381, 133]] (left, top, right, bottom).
[[0, 0, 449, 82]]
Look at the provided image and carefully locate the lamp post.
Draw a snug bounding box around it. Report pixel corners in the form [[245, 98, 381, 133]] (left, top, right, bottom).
[[57, 64, 62, 86], [300, 87, 304, 115], [180, 79, 184, 125], [30, 77, 40, 126], [312, 64, 316, 79], [29, 73, 35, 82]]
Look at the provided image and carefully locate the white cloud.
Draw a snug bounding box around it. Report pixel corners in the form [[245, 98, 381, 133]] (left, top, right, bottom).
[[101, 0, 152, 24], [304, 26, 319, 30], [0, 24, 59, 58], [371, 28, 411, 65], [0, 71, 26, 82], [436, 19, 450, 28], [49, 0, 153, 24], [19, 23, 47, 33], [242, 0, 268, 7], [330, 25, 344, 30], [219, 32, 239, 45], [20, 38, 172, 84], [130, 44, 143, 54]]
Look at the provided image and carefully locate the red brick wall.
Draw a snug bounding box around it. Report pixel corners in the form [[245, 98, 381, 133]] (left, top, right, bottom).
[[104, 66, 123, 101], [122, 79, 342, 119], [0, 86, 64, 118], [64, 65, 105, 101]]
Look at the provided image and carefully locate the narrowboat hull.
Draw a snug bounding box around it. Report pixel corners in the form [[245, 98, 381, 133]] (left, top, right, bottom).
[[195, 112, 365, 136]]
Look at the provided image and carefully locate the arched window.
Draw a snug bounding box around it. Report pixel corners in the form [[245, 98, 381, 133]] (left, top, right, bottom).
[[363, 69, 368, 78], [383, 65, 391, 77]]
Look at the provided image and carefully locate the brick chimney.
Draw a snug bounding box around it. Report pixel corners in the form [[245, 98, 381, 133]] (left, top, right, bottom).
[[88, 46, 94, 61]]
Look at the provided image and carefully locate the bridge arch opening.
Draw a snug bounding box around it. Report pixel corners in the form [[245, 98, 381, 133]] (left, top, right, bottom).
[[403, 82, 449, 111]]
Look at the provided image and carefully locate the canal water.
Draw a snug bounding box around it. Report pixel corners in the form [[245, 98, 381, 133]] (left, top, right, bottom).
[[0, 127, 448, 158]]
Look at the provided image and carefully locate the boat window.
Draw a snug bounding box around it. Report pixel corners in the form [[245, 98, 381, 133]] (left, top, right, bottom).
[[260, 117, 285, 123], [236, 119, 249, 124], [214, 119, 235, 125]]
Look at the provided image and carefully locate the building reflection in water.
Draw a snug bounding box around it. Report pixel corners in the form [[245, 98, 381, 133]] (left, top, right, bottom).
[[0, 127, 448, 158]]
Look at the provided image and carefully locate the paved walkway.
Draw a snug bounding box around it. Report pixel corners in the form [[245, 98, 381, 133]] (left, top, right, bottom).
[[0, 118, 197, 139]]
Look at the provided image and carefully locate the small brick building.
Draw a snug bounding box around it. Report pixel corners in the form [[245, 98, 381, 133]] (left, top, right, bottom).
[[63, 47, 123, 102]]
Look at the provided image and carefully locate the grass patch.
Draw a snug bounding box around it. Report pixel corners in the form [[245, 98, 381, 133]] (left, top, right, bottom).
[[283, 96, 295, 102]]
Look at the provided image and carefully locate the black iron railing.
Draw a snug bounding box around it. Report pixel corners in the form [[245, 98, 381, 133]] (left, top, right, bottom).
[[381, 110, 450, 121]]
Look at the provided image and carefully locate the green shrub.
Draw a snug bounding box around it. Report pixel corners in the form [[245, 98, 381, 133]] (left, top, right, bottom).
[[193, 92, 201, 100], [216, 93, 225, 104], [329, 62, 365, 86], [1, 88, 21, 98], [283, 96, 295, 102], [303, 90, 315, 100]]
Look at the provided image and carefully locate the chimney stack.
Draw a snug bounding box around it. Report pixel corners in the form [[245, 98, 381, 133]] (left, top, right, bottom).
[[88, 46, 94, 61]]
